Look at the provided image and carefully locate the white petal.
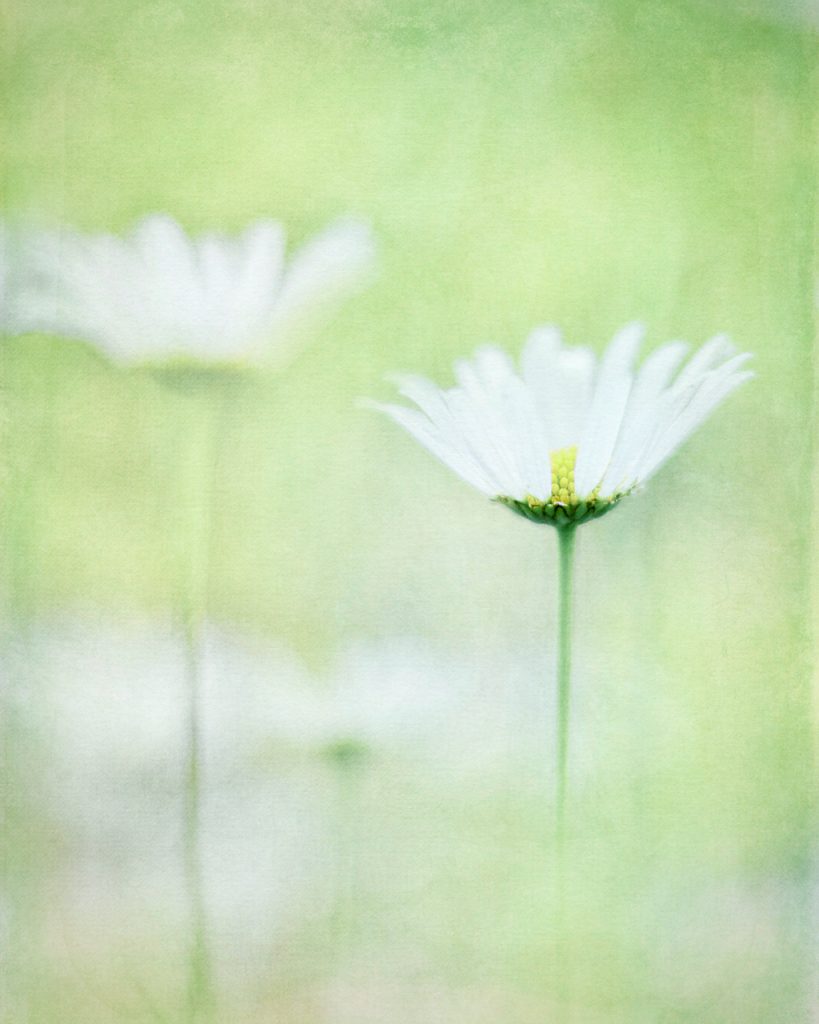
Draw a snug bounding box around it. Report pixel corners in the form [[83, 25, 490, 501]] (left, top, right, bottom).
[[197, 232, 241, 345], [672, 333, 736, 391], [272, 218, 375, 329], [452, 351, 525, 491], [45, 231, 150, 361], [391, 372, 454, 423], [444, 388, 525, 497], [389, 373, 509, 489], [598, 340, 689, 496], [393, 353, 529, 497], [454, 346, 547, 498], [132, 215, 203, 338], [222, 221, 287, 354], [635, 355, 753, 482], [367, 400, 495, 495], [574, 322, 644, 497], [520, 326, 595, 450]]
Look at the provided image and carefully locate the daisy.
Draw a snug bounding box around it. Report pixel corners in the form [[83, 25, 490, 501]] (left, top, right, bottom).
[[9, 212, 373, 1016], [369, 321, 754, 919], [370, 322, 753, 528], [40, 617, 465, 973], [38, 616, 320, 970], [253, 638, 463, 765], [18, 213, 376, 367]]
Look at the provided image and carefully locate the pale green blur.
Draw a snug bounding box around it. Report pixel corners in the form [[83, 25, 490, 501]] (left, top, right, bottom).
[[0, 0, 816, 1021]]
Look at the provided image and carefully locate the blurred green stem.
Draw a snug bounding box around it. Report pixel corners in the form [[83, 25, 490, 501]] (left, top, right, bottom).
[[182, 612, 212, 1024], [2, 342, 61, 1021], [328, 748, 368, 974], [173, 381, 217, 1024]]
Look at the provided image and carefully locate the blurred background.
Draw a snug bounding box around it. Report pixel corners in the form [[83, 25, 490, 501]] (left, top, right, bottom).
[[0, 0, 817, 1021]]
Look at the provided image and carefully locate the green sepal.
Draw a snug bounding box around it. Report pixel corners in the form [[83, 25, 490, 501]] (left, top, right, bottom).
[[494, 490, 629, 529]]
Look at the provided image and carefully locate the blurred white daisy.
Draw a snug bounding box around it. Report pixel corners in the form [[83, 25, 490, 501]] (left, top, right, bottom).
[[370, 323, 753, 527], [36, 617, 321, 967], [36, 617, 464, 956], [18, 213, 375, 367], [251, 639, 463, 765]]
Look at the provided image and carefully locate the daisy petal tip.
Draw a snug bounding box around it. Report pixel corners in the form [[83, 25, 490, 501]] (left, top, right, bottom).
[[357, 396, 390, 414], [525, 323, 563, 346], [324, 216, 378, 268], [131, 211, 185, 242], [384, 370, 418, 387], [618, 319, 647, 343]]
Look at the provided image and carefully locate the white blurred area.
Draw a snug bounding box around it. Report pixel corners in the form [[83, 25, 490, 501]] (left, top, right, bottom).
[[30, 620, 460, 971], [21, 617, 504, 996], [5, 611, 687, 1015]]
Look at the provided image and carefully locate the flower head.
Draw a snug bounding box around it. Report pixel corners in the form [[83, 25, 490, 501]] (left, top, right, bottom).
[[370, 323, 753, 527], [17, 213, 376, 367]]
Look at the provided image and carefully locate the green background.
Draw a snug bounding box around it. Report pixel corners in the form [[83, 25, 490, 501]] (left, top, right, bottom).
[[1, 0, 816, 1021]]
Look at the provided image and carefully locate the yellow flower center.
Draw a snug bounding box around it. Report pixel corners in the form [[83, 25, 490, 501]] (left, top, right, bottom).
[[496, 443, 625, 528], [549, 445, 578, 507]]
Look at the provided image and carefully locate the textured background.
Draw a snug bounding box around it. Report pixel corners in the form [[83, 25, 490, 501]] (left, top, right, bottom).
[[1, 0, 816, 1021]]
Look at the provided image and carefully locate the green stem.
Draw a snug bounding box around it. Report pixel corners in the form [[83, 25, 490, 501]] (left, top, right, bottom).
[[327, 748, 369, 974], [554, 524, 576, 1013], [1, 341, 61, 1020], [170, 379, 218, 1024], [182, 612, 212, 1024], [556, 525, 576, 847]]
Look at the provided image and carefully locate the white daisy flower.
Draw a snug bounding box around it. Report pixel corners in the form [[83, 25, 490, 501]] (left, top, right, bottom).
[[18, 213, 376, 367], [370, 323, 753, 527]]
